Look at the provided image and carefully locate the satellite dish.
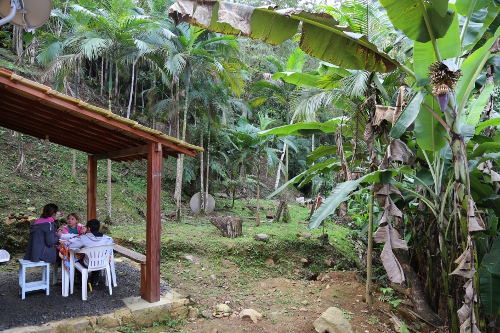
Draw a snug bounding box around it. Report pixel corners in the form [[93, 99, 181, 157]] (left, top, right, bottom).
[[0, 0, 52, 32], [190, 192, 215, 214]]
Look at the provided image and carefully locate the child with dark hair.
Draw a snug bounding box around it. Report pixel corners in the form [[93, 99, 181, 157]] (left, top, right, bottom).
[[24, 203, 62, 263], [62, 213, 86, 235], [68, 218, 112, 285]]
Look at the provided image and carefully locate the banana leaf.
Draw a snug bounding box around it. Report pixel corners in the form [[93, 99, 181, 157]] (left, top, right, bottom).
[[379, 0, 455, 43], [168, 0, 399, 72], [480, 236, 500, 316], [308, 166, 413, 229], [390, 90, 426, 139], [413, 5, 460, 82], [305, 145, 338, 164], [258, 118, 344, 137], [272, 72, 321, 88], [476, 117, 500, 134], [456, 26, 500, 115]]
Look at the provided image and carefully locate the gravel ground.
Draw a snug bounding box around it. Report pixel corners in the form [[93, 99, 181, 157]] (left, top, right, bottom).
[[0, 261, 171, 330]]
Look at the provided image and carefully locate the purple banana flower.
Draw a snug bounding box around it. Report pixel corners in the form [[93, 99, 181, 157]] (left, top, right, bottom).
[[437, 93, 450, 113]]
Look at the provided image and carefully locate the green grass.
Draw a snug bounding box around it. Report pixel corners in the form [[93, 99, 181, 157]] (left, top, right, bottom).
[[0, 126, 360, 282], [110, 196, 360, 282]]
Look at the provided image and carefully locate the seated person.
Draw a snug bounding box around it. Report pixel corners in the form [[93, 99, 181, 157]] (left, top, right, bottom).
[[62, 213, 86, 235], [24, 203, 63, 263], [68, 219, 112, 286]]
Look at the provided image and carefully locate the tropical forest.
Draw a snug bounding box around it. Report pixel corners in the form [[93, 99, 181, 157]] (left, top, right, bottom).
[[0, 0, 499, 332]]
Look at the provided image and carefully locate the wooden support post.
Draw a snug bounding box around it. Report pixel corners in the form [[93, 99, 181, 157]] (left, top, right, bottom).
[[87, 155, 97, 221], [144, 143, 162, 302]]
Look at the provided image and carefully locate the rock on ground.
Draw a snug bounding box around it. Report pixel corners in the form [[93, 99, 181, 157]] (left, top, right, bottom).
[[253, 234, 269, 242], [239, 309, 263, 323], [313, 307, 353, 333]]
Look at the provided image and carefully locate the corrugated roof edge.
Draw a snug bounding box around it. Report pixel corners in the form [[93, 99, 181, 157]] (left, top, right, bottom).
[[0, 67, 203, 152]]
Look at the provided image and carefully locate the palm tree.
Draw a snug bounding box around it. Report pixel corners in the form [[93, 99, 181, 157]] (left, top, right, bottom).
[[165, 23, 244, 222], [235, 115, 280, 226], [38, 0, 154, 220], [250, 48, 307, 191]]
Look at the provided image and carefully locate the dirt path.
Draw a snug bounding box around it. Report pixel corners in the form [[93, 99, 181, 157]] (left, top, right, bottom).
[[167, 255, 398, 333]]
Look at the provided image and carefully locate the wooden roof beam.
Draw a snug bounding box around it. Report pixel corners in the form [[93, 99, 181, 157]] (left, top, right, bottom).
[[92, 145, 149, 161]]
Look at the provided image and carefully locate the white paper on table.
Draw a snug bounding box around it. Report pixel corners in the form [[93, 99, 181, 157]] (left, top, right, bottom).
[[60, 233, 77, 240]]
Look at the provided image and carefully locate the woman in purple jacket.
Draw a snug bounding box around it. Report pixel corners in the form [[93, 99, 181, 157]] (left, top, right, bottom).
[[24, 203, 62, 263]]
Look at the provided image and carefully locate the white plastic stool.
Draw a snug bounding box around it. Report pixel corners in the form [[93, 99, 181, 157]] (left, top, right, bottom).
[[18, 259, 50, 300]]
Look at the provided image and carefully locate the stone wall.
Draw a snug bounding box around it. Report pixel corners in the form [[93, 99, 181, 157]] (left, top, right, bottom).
[[0, 209, 37, 253]]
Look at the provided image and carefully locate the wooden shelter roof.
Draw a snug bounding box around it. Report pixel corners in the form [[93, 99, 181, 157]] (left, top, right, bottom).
[[0, 68, 202, 162]]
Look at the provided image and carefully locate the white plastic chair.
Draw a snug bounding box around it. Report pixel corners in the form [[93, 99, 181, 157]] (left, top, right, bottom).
[[0, 249, 9, 263], [74, 245, 114, 300]]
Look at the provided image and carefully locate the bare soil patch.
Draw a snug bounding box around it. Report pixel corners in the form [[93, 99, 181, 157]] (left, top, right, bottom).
[[168, 255, 401, 333]]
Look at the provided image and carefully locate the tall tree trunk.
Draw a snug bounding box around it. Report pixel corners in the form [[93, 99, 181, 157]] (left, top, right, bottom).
[[275, 113, 296, 190], [114, 62, 119, 106], [366, 184, 374, 307], [199, 114, 204, 213], [74, 62, 78, 100], [72, 62, 78, 180], [205, 105, 211, 206], [275, 146, 286, 190], [281, 101, 291, 223], [100, 57, 104, 96], [72, 150, 76, 179], [256, 145, 261, 227], [105, 58, 109, 90], [175, 63, 190, 223], [133, 62, 138, 115], [108, 59, 113, 112], [106, 59, 113, 222], [13, 27, 23, 62], [141, 82, 144, 113], [311, 134, 315, 194], [126, 59, 137, 119], [174, 82, 181, 207], [107, 159, 112, 219]]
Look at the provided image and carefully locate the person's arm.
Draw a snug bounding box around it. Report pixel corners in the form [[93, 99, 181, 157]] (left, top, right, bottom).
[[68, 237, 84, 250], [62, 225, 69, 234], [44, 224, 60, 247], [78, 225, 86, 235]]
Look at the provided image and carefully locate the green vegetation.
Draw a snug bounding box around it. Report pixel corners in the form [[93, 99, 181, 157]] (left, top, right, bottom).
[[0, 0, 499, 331]]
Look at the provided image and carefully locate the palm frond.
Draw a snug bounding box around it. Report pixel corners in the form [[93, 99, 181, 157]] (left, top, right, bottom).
[[341, 70, 370, 99]]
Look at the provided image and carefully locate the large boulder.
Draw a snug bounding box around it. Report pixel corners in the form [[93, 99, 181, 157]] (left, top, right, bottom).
[[313, 307, 353, 333]]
